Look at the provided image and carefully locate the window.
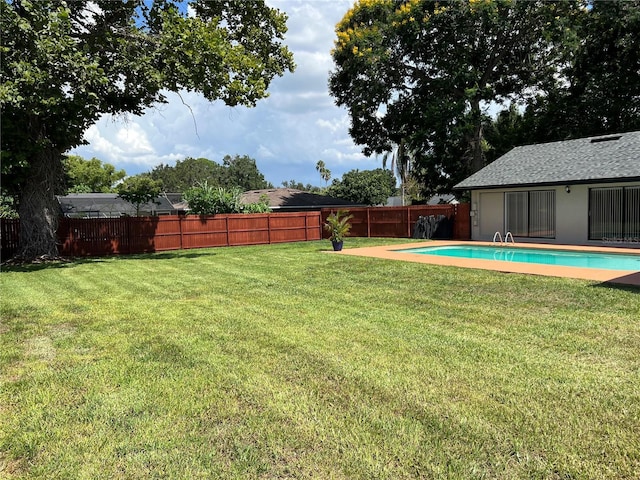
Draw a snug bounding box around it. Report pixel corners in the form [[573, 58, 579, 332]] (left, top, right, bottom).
[[589, 186, 640, 242], [505, 190, 555, 238]]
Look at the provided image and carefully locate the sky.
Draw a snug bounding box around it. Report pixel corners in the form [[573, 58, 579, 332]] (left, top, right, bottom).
[[71, 0, 382, 189]]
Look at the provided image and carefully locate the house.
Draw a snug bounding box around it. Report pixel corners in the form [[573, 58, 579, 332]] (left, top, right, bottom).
[[240, 188, 360, 211], [57, 193, 179, 218], [453, 131, 640, 246]]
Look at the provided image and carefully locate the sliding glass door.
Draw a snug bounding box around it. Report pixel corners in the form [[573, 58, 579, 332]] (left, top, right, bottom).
[[590, 186, 640, 241], [505, 190, 555, 238]]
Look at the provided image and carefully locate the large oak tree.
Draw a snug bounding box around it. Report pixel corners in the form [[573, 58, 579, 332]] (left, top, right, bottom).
[[1, 0, 294, 259], [329, 0, 580, 194]]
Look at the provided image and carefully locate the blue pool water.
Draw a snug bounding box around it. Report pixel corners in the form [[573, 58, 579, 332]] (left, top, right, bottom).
[[400, 245, 640, 271]]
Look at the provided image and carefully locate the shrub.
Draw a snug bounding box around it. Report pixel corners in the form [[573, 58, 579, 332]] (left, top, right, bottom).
[[323, 209, 353, 242], [241, 202, 271, 213], [184, 183, 244, 215]]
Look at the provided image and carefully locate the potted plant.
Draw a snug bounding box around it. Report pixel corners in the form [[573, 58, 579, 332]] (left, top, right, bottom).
[[324, 209, 353, 251]]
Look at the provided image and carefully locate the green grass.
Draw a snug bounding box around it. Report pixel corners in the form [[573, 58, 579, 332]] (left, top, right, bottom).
[[1, 238, 639, 479]]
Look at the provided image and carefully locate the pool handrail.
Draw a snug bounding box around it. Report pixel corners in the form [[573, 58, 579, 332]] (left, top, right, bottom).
[[504, 232, 515, 244]]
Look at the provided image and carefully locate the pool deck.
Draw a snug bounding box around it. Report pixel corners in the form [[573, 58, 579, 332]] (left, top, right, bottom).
[[337, 241, 640, 286]]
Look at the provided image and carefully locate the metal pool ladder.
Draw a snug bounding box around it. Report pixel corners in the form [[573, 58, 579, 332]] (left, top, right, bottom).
[[504, 232, 515, 244], [493, 231, 516, 246]]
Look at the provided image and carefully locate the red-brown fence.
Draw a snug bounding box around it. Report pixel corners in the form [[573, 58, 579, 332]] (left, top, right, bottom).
[[1, 218, 20, 259], [321, 203, 470, 240], [1, 204, 470, 259], [1, 212, 322, 258]]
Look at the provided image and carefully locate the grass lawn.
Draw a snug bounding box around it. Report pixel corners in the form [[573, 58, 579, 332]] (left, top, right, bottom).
[[1, 238, 639, 479]]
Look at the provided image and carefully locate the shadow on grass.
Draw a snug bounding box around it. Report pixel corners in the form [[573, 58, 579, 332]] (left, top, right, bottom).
[[592, 270, 640, 293], [123, 250, 219, 261], [1, 249, 220, 272], [592, 281, 640, 294], [1, 239, 365, 272], [0, 257, 107, 273]]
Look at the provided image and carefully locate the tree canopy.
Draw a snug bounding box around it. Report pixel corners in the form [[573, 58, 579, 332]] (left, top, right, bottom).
[[220, 155, 272, 191], [329, 0, 581, 195], [148, 155, 272, 193], [62, 155, 126, 194], [149, 157, 225, 193], [116, 175, 163, 216], [515, 0, 640, 144], [1, 0, 294, 259], [327, 168, 396, 206], [281, 180, 321, 193]]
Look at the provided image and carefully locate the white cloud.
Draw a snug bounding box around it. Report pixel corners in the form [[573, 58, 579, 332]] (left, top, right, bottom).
[[82, 124, 118, 159], [77, 118, 178, 168], [72, 0, 372, 187], [115, 123, 154, 156], [316, 115, 350, 133], [257, 145, 276, 158], [322, 148, 369, 163], [316, 118, 339, 132]]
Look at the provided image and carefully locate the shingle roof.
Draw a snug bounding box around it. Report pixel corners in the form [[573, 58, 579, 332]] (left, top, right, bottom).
[[454, 131, 640, 190], [57, 193, 176, 217], [240, 188, 360, 210]]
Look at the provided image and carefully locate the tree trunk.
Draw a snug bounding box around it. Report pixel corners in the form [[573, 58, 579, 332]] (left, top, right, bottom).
[[469, 99, 485, 174], [17, 148, 64, 260]]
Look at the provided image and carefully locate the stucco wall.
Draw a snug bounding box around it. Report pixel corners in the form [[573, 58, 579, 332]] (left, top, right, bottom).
[[469, 182, 640, 247]]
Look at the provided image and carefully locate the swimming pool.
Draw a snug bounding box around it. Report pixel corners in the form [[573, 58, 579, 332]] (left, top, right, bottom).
[[400, 245, 640, 271]]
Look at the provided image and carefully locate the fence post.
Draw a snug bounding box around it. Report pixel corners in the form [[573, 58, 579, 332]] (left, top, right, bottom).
[[367, 208, 371, 238], [225, 216, 230, 246], [127, 217, 132, 254], [268, 214, 271, 244], [453, 204, 458, 240], [178, 214, 184, 250], [407, 206, 411, 238]]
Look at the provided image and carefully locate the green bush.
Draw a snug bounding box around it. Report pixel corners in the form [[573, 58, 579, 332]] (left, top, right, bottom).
[[241, 202, 271, 213], [184, 183, 244, 215]]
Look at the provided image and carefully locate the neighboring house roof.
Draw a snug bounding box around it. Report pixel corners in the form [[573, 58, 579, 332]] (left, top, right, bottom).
[[57, 193, 176, 218], [454, 130, 640, 190], [427, 194, 459, 205], [240, 188, 360, 210], [387, 194, 458, 206], [386, 196, 404, 207], [162, 193, 189, 211]]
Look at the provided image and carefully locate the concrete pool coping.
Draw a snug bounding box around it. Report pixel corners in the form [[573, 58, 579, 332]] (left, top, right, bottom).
[[336, 241, 640, 286]]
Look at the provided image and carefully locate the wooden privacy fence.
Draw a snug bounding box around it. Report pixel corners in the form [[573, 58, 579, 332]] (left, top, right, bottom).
[[1, 212, 322, 258], [321, 203, 471, 240], [1, 204, 470, 258]]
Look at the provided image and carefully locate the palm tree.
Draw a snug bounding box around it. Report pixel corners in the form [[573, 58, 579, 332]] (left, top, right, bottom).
[[382, 139, 413, 206], [316, 160, 331, 186]]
